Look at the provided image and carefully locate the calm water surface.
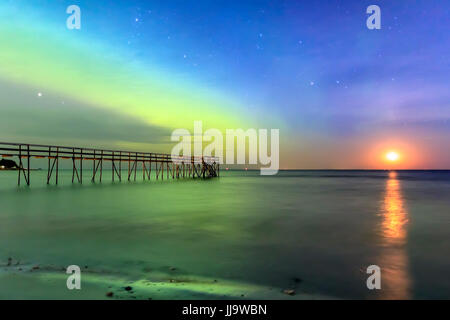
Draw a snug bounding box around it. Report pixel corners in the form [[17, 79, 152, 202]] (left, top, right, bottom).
[[1, 170, 449, 299]]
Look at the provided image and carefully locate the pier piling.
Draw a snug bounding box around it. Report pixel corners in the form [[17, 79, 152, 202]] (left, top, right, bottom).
[[0, 142, 219, 186]]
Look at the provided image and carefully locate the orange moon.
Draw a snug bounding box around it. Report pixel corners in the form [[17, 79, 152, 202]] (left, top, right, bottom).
[[386, 151, 400, 162]]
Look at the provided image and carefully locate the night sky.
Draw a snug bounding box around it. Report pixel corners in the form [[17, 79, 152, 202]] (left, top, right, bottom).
[[0, 0, 449, 169]]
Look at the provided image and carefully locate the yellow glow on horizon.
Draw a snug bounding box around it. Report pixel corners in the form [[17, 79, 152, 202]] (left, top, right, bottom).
[[366, 140, 422, 169]]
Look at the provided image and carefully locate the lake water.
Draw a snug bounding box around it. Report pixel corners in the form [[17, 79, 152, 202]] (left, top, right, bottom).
[[1, 169, 449, 299]]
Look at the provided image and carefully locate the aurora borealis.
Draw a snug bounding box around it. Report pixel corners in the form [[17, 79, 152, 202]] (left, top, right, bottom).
[[0, 0, 449, 169]]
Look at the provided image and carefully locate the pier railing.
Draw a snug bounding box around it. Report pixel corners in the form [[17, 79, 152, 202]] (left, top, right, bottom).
[[0, 142, 219, 186]]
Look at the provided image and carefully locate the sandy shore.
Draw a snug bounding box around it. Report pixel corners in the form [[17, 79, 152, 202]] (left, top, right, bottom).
[[0, 257, 334, 300]]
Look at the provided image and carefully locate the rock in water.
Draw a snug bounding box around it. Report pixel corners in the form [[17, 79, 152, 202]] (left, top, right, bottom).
[[0, 159, 19, 169], [283, 289, 296, 296], [292, 277, 302, 283]]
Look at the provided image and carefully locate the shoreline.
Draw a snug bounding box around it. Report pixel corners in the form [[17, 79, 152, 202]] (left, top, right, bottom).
[[0, 258, 334, 300]]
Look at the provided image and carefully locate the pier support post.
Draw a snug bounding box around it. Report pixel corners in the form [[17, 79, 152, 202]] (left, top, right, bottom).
[[92, 150, 96, 182], [134, 153, 137, 181], [80, 148, 83, 184], [119, 151, 122, 182], [112, 151, 115, 182], [17, 144, 30, 186], [56, 147, 59, 184], [100, 150, 103, 182], [128, 152, 131, 181]]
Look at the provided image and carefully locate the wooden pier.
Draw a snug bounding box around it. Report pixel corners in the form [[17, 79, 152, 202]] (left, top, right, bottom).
[[0, 142, 219, 186]]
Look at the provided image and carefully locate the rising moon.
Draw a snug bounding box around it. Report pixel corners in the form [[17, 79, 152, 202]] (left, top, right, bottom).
[[386, 151, 400, 162]]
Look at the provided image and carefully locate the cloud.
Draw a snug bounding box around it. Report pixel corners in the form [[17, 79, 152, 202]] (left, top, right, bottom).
[[0, 81, 173, 149]]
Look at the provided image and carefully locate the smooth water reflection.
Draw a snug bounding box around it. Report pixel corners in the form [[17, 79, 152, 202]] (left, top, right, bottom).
[[378, 171, 411, 299], [2, 170, 450, 299]]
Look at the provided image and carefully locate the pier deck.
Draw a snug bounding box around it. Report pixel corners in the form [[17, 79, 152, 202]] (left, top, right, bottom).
[[0, 142, 219, 186]]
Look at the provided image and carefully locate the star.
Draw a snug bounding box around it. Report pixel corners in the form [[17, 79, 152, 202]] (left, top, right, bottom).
[[310, 81, 315, 86], [37, 92, 42, 97]]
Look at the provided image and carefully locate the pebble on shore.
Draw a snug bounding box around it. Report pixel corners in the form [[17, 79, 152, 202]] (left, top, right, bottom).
[[283, 289, 296, 296]]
